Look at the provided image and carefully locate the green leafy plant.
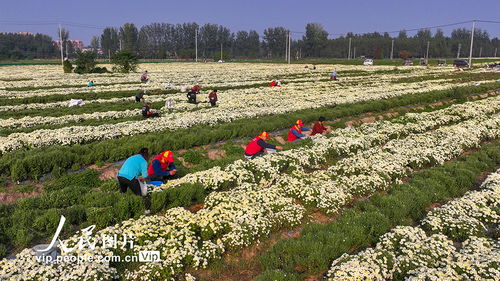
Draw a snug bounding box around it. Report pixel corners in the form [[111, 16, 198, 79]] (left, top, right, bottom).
[[62, 59, 73, 73], [111, 50, 139, 73], [73, 50, 98, 74]]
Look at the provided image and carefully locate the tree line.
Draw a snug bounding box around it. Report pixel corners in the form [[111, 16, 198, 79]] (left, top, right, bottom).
[[1, 22, 499, 60]]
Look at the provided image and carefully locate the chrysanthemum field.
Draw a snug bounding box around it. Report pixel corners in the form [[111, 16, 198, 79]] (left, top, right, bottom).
[[0, 62, 499, 281]]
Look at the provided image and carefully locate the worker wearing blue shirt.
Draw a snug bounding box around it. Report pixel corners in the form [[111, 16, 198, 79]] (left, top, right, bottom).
[[117, 148, 150, 196]]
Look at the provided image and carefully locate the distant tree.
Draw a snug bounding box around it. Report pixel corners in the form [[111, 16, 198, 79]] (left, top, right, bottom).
[[57, 27, 70, 58], [90, 36, 100, 53], [263, 26, 288, 58], [74, 50, 97, 74], [0, 33, 57, 59], [451, 28, 470, 40], [415, 29, 432, 38], [101, 27, 120, 59], [434, 28, 445, 39], [303, 23, 329, 57], [119, 23, 139, 52], [111, 50, 138, 73], [398, 30, 408, 39]]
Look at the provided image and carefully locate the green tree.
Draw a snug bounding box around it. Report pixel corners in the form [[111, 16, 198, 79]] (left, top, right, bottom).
[[119, 23, 139, 52], [101, 27, 120, 59], [74, 50, 97, 74], [111, 50, 138, 73], [303, 23, 329, 57]]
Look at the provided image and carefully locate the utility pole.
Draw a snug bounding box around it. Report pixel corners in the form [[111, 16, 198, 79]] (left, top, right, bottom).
[[288, 31, 291, 64], [220, 43, 223, 61], [425, 41, 430, 63], [468, 20, 475, 68], [495, 48, 498, 58], [58, 24, 64, 65], [347, 37, 352, 59], [390, 39, 394, 60], [353, 47, 356, 59], [285, 32, 288, 62], [479, 47, 482, 57], [195, 29, 198, 62], [457, 43, 461, 58]]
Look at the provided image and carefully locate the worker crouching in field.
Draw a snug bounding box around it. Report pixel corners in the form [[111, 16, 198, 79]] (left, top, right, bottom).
[[147, 150, 177, 182], [208, 89, 218, 107], [142, 100, 160, 118], [270, 80, 282, 87], [287, 120, 311, 142], [187, 84, 201, 104], [311, 116, 332, 136], [135, 90, 146, 102], [330, 71, 338, 80], [116, 148, 150, 196], [244, 132, 283, 159]]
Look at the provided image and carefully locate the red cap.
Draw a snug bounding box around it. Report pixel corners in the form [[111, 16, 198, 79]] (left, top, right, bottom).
[[296, 120, 304, 126]]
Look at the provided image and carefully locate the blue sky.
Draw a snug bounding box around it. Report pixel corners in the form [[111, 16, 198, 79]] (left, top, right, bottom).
[[1, 0, 499, 45]]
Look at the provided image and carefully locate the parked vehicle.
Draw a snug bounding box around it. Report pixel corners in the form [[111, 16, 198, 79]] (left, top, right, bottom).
[[363, 59, 373, 66], [453, 60, 469, 67]]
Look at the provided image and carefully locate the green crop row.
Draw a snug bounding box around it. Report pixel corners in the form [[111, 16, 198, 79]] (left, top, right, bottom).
[[1, 83, 497, 182], [254, 141, 500, 281], [0, 169, 210, 259]]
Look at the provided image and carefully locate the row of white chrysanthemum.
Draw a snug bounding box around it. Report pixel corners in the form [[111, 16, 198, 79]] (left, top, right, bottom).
[[153, 96, 500, 194], [0, 62, 327, 90], [0, 76, 491, 153], [1, 103, 497, 281], [0, 64, 434, 113], [326, 168, 500, 281], [0, 63, 435, 93], [0, 72, 464, 129]]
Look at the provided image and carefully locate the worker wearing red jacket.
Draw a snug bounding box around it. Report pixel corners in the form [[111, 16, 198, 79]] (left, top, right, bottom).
[[270, 80, 281, 87], [287, 120, 311, 142], [244, 132, 283, 159], [147, 150, 177, 182]]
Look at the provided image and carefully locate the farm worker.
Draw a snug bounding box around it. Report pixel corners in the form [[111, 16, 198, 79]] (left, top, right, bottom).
[[287, 120, 311, 142], [142, 100, 160, 118], [87, 80, 94, 87], [191, 84, 201, 92], [187, 90, 198, 104], [116, 148, 150, 196], [208, 89, 218, 107], [135, 90, 146, 102], [311, 116, 331, 136], [330, 71, 338, 80], [147, 150, 177, 182], [141, 70, 149, 82], [270, 80, 281, 87], [244, 132, 283, 159]]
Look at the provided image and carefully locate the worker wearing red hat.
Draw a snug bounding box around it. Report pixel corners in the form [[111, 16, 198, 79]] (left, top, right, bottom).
[[147, 150, 177, 182], [244, 132, 283, 159], [287, 120, 311, 142]]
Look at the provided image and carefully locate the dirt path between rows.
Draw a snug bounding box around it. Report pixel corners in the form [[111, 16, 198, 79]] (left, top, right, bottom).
[[1, 90, 498, 205]]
